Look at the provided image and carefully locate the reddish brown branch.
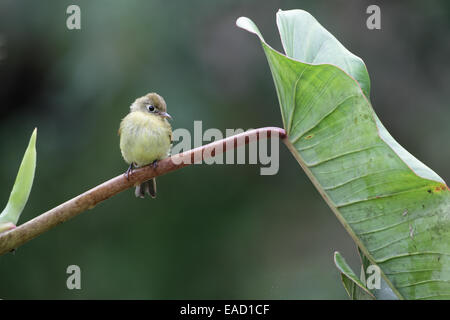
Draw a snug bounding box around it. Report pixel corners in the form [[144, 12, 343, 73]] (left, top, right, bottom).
[[0, 127, 286, 256]]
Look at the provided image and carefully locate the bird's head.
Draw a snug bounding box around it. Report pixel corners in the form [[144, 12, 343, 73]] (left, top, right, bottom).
[[130, 92, 172, 119]]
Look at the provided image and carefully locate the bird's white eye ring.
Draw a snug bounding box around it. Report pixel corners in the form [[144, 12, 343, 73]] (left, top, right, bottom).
[[147, 105, 155, 112]]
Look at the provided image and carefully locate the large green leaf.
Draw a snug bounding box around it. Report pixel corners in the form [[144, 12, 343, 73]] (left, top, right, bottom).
[[237, 9, 450, 300]]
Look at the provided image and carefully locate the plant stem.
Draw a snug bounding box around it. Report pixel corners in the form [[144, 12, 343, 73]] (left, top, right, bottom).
[[0, 127, 286, 256]]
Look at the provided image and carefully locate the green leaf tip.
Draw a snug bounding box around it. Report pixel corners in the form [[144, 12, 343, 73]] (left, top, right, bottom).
[[236, 17, 263, 40], [0, 128, 37, 233]]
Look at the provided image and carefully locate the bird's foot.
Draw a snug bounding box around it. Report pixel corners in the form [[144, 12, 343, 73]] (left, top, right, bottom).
[[150, 160, 158, 169], [125, 163, 135, 180]]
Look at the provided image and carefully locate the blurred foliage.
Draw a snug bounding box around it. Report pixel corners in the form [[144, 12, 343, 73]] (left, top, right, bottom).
[[0, 0, 449, 299]]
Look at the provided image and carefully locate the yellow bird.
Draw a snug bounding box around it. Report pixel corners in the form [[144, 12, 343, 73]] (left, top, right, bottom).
[[119, 93, 172, 198]]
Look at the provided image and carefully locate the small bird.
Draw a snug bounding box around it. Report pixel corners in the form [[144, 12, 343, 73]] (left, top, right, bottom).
[[119, 93, 172, 198]]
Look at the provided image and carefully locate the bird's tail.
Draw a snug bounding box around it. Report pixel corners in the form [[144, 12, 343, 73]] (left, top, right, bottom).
[[135, 178, 157, 199]]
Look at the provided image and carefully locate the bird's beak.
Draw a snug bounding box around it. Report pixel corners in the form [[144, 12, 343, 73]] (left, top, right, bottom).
[[160, 112, 172, 120]]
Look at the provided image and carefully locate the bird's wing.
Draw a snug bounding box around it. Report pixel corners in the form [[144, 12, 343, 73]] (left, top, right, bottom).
[[118, 117, 125, 136]]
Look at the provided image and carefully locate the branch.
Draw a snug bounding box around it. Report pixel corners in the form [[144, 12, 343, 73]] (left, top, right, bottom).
[[0, 127, 286, 256]]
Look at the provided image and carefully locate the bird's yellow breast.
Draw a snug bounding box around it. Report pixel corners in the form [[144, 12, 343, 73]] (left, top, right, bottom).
[[119, 111, 172, 167]]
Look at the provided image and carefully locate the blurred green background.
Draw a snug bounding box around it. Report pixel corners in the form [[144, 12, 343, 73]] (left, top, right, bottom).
[[0, 0, 449, 299]]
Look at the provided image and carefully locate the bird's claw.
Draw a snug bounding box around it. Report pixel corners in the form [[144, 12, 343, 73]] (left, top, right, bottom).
[[150, 160, 158, 169], [125, 163, 135, 180]]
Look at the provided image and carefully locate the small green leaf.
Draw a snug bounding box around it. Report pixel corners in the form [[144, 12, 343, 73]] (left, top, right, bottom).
[[0, 128, 37, 233], [334, 251, 375, 300]]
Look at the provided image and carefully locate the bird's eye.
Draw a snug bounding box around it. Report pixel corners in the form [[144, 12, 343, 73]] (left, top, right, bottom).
[[147, 105, 155, 112]]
